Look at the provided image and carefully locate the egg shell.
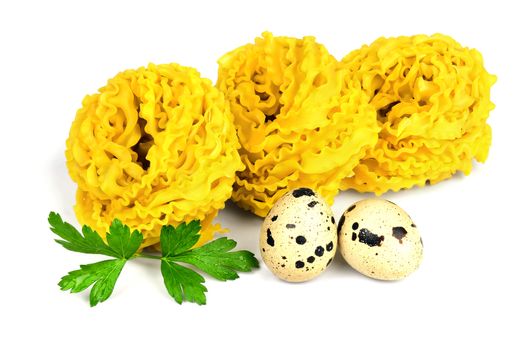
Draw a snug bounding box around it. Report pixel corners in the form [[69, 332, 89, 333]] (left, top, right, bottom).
[[338, 198, 423, 280], [260, 188, 337, 282]]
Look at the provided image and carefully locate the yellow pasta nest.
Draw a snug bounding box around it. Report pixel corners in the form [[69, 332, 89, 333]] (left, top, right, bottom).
[[217, 32, 379, 217], [340, 34, 496, 194], [66, 63, 244, 248]]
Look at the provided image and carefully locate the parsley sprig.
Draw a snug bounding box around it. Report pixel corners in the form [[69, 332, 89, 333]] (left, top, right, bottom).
[[48, 212, 259, 306]]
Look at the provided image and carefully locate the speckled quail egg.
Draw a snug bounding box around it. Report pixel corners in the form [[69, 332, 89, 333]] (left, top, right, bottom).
[[260, 188, 337, 282], [338, 198, 423, 280]]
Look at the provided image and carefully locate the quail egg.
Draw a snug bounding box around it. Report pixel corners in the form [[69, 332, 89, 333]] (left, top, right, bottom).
[[260, 188, 337, 282], [338, 198, 423, 280]]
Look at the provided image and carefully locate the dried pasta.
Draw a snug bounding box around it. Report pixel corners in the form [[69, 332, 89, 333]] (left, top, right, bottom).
[[217, 32, 378, 217], [340, 34, 496, 194], [66, 63, 244, 248]]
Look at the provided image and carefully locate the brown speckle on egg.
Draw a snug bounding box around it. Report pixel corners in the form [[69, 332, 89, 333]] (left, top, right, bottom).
[[315, 246, 324, 257], [296, 236, 307, 245], [292, 188, 315, 197], [337, 215, 345, 235], [308, 201, 318, 208], [357, 228, 384, 247], [392, 226, 408, 243], [266, 228, 275, 247]]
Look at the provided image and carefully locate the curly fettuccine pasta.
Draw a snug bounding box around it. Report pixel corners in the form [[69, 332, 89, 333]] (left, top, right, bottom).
[[66, 63, 244, 248], [218, 32, 378, 216], [341, 34, 496, 194]]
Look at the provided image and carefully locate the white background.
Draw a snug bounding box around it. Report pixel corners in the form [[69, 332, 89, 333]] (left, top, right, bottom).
[[1, 0, 524, 349]]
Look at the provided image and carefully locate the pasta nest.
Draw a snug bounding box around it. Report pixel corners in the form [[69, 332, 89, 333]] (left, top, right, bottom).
[[340, 34, 496, 194], [217, 32, 379, 217], [66, 63, 244, 248]]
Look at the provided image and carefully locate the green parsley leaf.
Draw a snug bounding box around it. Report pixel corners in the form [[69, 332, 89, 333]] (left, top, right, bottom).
[[174, 237, 259, 281], [49, 212, 142, 259], [159, 222, 259, 304], [49, 212, 117, 257], [105, 219, 142, 259], [160, 260, 207, 305], [58, 259, 126, 307], [160, 220, 201, 257], [50, 212, 259, 306], [50, 212, 144, 306]]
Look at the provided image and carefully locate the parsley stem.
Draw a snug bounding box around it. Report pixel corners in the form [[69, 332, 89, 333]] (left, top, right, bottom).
[[137, 253, 162, 260]]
